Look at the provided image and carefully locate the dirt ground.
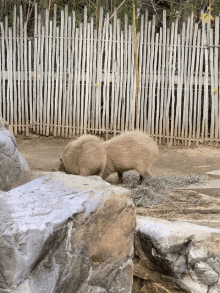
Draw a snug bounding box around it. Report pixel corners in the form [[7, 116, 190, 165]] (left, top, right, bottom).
[[16, 133, 220, 228], [16, 133, 220, 177]]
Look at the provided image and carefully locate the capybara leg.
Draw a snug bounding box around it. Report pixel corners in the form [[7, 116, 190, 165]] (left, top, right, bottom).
[[79, 167, 91, 176], [80, 167, 103, 177], [93, 168, 103, 176], [139, 174, 151, 183], [142, 172, 152, 184], [101, 172, 108, 180], [138, 168, 151, 184], [118, 172, 123, 184]]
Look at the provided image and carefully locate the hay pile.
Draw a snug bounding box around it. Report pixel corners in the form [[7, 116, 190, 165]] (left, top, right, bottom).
[[119, 173, 208, 208]]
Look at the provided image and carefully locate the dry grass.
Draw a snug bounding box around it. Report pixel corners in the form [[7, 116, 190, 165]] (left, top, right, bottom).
[[116, 173, 208, 208]]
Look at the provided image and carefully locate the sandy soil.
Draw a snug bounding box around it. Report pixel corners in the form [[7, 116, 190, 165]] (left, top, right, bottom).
[[16, 133, 220, 177]]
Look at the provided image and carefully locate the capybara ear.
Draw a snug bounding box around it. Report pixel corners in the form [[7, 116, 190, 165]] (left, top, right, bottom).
[[60, 158, 62, 163]]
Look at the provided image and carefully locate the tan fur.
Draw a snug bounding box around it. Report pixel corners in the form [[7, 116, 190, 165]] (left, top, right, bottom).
[[59, 135, 106, 177], [102, 131, 158, 183]]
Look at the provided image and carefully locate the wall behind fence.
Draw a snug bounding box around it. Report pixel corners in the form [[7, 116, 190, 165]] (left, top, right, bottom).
[[0, 4, 219, 145]]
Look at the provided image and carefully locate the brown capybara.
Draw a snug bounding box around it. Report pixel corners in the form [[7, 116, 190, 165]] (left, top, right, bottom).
[[101, 131, 158, 183], [58, 134, 106, 177]]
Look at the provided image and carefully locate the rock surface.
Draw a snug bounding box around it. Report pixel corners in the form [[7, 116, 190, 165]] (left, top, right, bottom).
[[133, 216, 220, 293], [0, 172, 135, 293], [206, 170, 220, 178], [0, 117, 31, 191]]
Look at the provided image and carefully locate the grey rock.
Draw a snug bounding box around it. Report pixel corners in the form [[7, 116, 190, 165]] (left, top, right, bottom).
[[0, 172, 135, 293], [78, 286, 107, 293], [188, 241, 208, 265], [194, 262, 219, 286], [136, 216, 220, 255], [173, 255, 188, 275], [165, 253, 179, 264], [165, 253, 188, 275], [135, 216, 220, 293], [180, 246, 188, 256], [206, 170, 220, 178], [208, 278, 220, 293], [207, 257, 220, 275], [209, 287, 220, 293], [0, 117, 10, 130], [182, 270, 208, 293], [0, 120, 31, 191]]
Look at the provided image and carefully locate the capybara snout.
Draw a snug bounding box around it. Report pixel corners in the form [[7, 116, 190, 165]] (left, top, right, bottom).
[[59, 135, 106, 177], [58, 158, 67, 173]]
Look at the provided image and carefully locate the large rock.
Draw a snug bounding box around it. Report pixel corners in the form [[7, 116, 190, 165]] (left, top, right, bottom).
[[134, 216, 220, 293], [0, 117, 31, 191], [0, 172, 135, 293]]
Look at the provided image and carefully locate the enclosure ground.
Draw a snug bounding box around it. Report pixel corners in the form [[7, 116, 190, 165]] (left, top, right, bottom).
[[16, 133, 220, 228], [16, 133, 220, 176]]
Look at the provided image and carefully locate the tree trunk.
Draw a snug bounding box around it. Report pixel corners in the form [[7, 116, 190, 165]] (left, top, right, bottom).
[[105, 0, 111, 12], [38, 0, 48, 25]]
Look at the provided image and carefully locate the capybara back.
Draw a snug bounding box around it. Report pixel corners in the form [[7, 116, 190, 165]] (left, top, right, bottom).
[[102, 131, 158, 183]]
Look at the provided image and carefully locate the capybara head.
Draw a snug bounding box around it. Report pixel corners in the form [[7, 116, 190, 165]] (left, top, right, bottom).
[[59, 135, 106, 177]]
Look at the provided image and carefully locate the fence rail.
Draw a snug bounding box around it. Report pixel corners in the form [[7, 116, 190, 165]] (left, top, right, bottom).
[[0, 4, 219, 146]]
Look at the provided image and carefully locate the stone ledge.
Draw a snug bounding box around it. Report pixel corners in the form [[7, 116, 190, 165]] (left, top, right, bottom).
[[134, 216, 220, 293], [0, 172, 135, 293]]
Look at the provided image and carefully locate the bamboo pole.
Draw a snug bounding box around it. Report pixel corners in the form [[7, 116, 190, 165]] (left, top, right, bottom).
[[132, 0, 139, 128]]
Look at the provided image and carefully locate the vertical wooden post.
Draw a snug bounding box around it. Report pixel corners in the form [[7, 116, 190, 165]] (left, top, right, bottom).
[[132, 0, 139, 129]]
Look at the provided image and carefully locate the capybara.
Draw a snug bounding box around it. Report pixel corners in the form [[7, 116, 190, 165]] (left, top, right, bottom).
[[58, 134, 106, 177], [102, 131, 158, 183]]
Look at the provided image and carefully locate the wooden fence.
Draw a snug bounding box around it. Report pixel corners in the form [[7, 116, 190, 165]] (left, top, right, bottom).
[[0, 4, 219, 146]]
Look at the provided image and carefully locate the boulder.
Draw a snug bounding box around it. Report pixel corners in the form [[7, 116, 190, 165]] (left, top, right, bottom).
[[0, 172, 135, 293], [134, 216, 220, 293], [0, 117, 31, 191], [0, 117, 11, 131]]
